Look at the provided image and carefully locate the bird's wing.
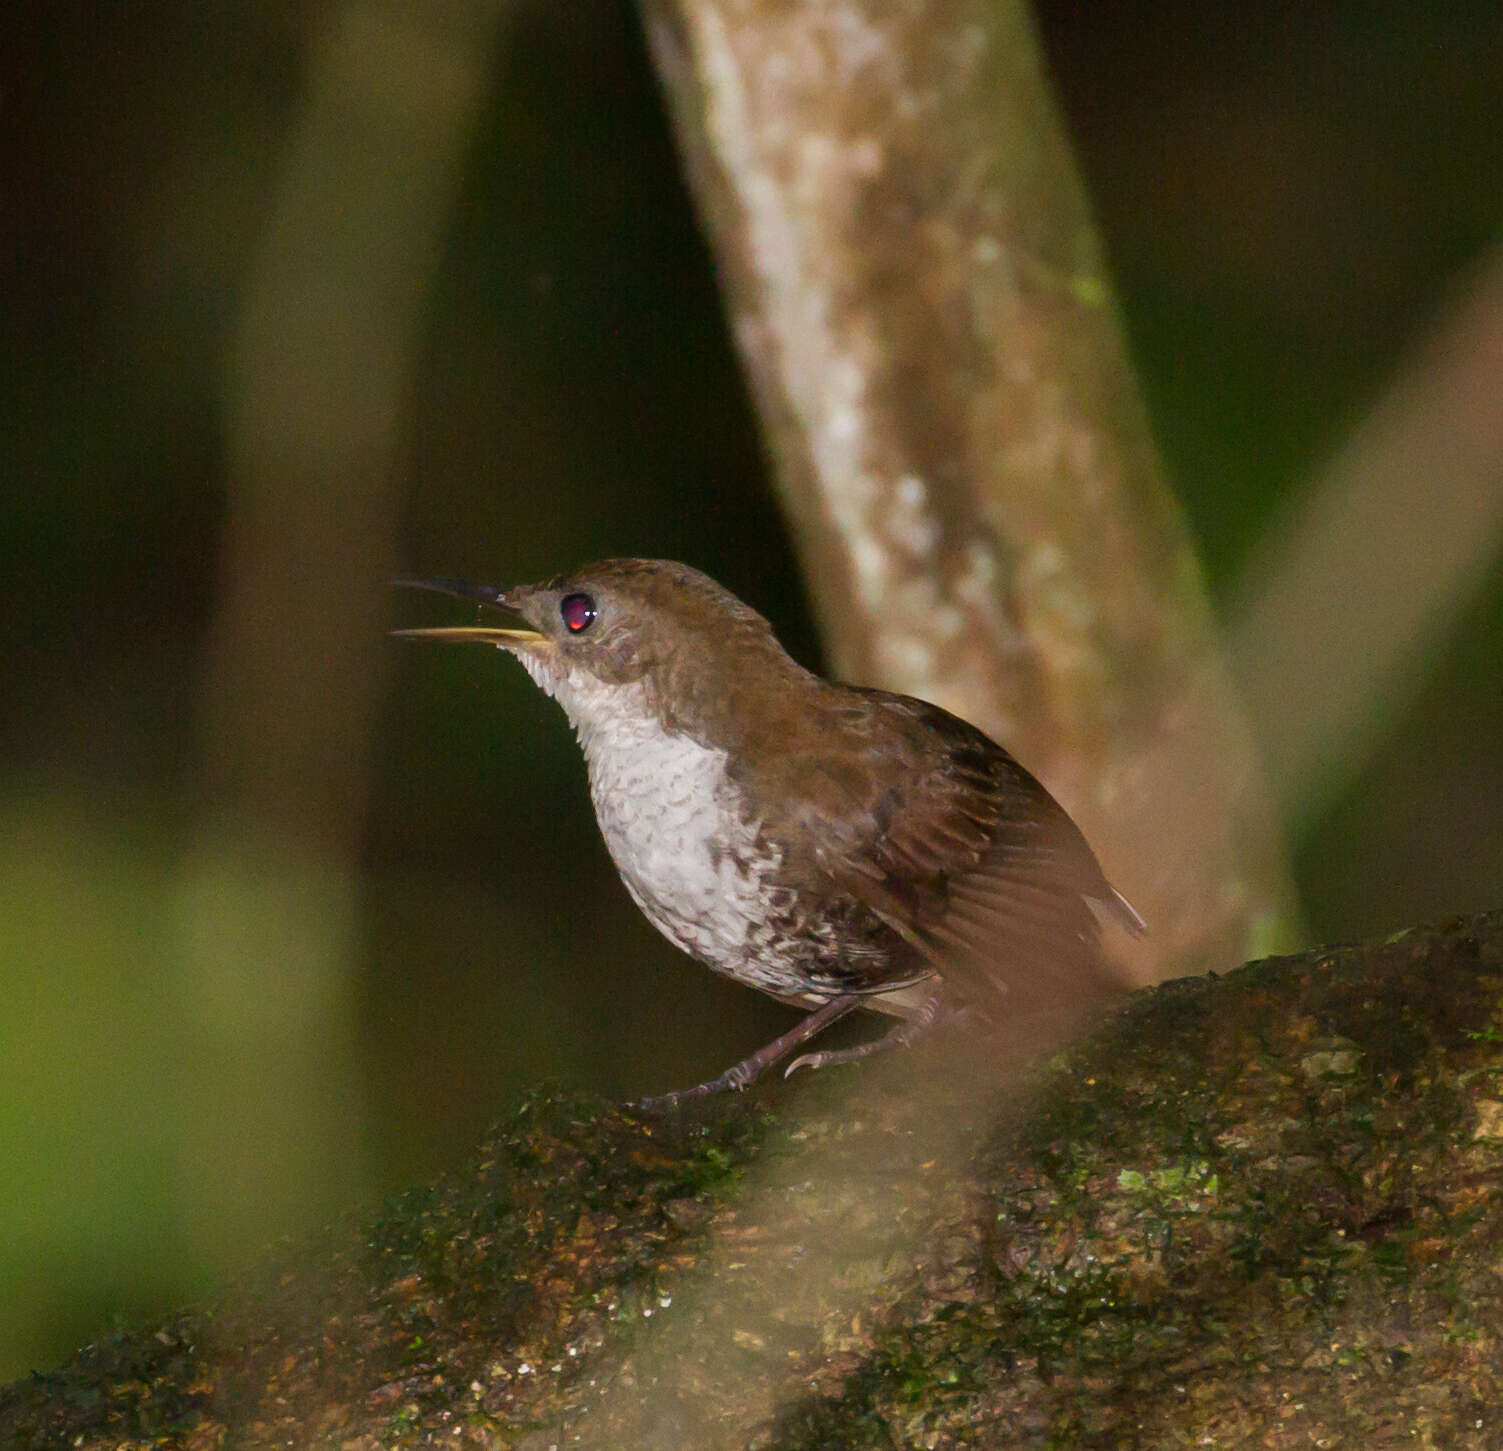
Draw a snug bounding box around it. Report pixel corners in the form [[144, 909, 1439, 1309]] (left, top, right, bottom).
[[784, 691, 1132, 1016]]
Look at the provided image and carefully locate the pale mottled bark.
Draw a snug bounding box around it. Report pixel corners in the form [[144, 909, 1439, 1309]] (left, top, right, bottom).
[[639, 0, 1297, 976]]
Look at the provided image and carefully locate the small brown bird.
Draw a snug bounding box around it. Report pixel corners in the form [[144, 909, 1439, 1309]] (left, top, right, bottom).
[[396, 559, 1143, 1106]]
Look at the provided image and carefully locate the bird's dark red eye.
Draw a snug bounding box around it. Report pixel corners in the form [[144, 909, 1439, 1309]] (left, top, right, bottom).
[[559, 592, 598, 634]]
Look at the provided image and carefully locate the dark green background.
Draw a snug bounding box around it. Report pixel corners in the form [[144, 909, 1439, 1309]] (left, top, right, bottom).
[[4, 0, 1501, 1382]]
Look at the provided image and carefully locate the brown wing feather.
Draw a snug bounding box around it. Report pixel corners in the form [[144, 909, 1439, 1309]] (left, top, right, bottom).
[[759, 688, 1132, 1016]]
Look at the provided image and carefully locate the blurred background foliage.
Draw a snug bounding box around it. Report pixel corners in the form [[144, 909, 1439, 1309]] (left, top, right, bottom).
[[3, 0, 1501, 1382]]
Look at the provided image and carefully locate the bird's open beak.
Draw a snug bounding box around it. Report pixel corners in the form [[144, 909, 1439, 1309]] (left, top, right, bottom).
[[391, 577, 545, 647]]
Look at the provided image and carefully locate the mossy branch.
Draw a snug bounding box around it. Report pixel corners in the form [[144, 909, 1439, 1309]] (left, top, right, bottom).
[[6, 910, 1502, 1449]]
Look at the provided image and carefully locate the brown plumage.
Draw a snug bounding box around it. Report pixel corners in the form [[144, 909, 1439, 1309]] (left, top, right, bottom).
[[396, 558, 1143, 1104]]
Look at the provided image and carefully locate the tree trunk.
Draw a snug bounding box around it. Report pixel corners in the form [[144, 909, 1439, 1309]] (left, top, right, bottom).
[[638, 0, 1297, 978]]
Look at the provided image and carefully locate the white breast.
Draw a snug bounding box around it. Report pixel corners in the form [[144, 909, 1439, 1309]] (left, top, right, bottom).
[[529, 660, 794, 986]]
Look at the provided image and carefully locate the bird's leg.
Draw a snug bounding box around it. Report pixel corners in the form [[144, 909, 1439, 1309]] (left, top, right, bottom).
[[636, 995, 862, 1110], [784, 990, 949, 1077]]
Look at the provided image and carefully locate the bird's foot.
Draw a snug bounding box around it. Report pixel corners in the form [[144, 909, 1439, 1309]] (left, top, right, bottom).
[[784, 991, 948, 1077], [633, 995, 862, 1111]]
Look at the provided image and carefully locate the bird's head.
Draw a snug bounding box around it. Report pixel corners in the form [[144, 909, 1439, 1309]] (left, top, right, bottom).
[[394, 558, 802, 745]]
